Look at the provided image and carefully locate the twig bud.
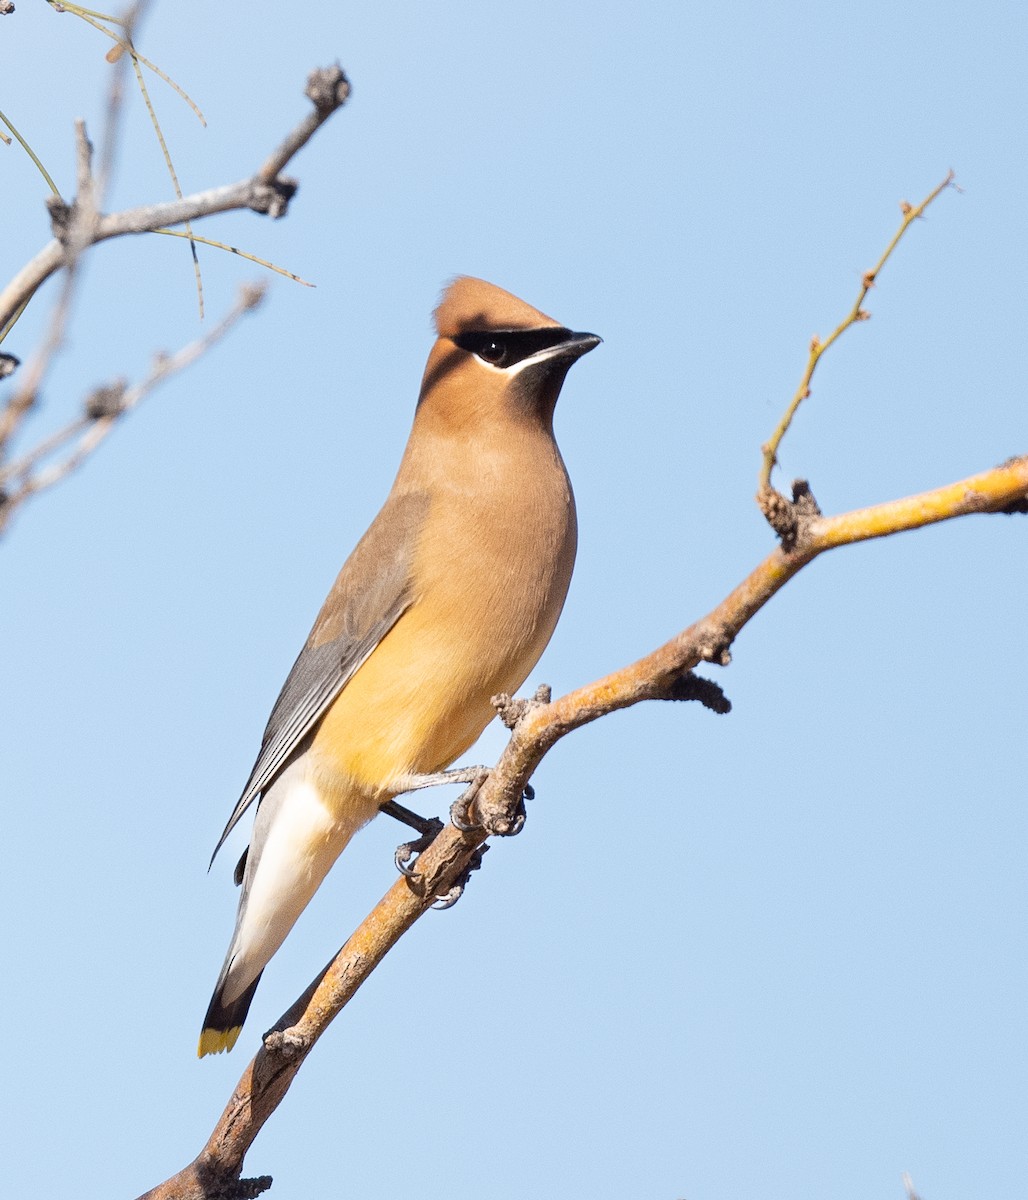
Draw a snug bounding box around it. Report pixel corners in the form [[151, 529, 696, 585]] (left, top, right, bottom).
[[305, 65, 352, 112], [240, 282, 268, 311]]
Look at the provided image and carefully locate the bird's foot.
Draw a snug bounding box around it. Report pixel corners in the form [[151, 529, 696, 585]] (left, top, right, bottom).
[[450, 781, 532, 837], [431, 843, 489, 909], [379, 798, 445, 877]]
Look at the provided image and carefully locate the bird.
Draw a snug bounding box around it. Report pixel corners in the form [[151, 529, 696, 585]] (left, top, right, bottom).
[[198, 277, 600, 1056]]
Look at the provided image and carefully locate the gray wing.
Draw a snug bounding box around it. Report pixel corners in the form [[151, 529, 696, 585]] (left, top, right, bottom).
[[209, 490, 429, 865]]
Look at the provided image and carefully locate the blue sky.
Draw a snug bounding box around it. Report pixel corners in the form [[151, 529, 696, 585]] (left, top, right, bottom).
[[3, 2, 1026, 1198]]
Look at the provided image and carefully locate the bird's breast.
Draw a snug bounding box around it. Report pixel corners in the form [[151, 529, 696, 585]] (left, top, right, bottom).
[[310, 449, 576, 803]]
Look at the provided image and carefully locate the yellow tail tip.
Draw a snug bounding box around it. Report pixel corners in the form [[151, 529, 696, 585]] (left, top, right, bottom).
[[198, 1026, 242, 1057]]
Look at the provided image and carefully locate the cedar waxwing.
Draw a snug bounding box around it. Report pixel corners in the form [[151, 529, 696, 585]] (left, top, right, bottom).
[[199, 277, 600, 1056]]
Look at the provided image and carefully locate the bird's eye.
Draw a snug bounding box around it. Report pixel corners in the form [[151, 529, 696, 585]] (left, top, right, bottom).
[[477, 338, 507, 365], [453, 331, 513, 367]]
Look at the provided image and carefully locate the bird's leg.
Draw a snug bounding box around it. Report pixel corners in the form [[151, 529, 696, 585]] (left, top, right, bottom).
[[394, 766, 491, 791], [382, 790, 489, 906], [381, 768, 489, 875], [379, 799, 445, 878], [386, 764, 533, 905], [379, 797, 442, 834]]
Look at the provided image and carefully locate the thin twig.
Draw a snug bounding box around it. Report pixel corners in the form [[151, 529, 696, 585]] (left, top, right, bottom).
[[758, 171, 957, 495], [0, 8, 137, 455], [258, 66, 351, 184], [902, 1172, 923, 1200], [50, 0, 207, 125], [0, 122, 101, 458], [128, 49, 205, 317], [0, 61, 347, 494], [151, 229, 314, 287], [0, 65, 349, 341], [0, 107, 63, 196], [0, 284, 266, 534]]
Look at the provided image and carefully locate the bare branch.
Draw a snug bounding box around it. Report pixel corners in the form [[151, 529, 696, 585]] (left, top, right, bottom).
[[0, 61, 349, 529], [0, 6, 136, 457], [758, 171, 957, 507], [138, 452, 1028, 1200], [0, 284, 266, 534], [0, 64, 349, 343], [903, 1172, 924, 1200], [258, 65, 351, 185]]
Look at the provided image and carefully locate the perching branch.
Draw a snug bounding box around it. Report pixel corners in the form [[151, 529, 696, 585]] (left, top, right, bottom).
[[138, 448, 1028, 1200]]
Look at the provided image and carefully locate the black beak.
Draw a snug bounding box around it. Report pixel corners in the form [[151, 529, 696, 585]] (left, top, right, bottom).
[[558, 331, 602, 360]]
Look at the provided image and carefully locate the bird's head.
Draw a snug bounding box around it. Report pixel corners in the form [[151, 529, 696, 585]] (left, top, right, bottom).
[[417, 276, 600, 432]]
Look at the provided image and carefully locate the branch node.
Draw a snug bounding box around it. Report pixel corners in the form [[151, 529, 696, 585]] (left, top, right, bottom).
[[45, 195, 74, 240], [305, 64, 352, 113], [666, 670, 732, 714], [791, 477, 822, 518], [757, 484, 797, 544], [0, 352, 20, 380], [0, 2, 16, 15], [239, 281, 268, 311], [249, 177, 298, 219], [84, 379, 127, 420], [492, 683, 550, 730], [757, 479, 821, 551], [697, 634, 732, 668], [46, 192, 100, 250], [263, 1028, 307, 1060]]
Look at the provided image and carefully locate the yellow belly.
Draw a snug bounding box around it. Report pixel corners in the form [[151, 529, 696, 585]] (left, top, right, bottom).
[[307, 591, 550, 815], [307, 457, 576, 821]]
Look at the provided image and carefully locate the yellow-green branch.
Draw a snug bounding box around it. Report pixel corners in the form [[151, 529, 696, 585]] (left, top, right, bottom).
[[759, 171, 957, 494]]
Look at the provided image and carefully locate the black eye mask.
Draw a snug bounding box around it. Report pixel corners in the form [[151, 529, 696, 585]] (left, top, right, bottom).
[[453, 327, 574, 369]]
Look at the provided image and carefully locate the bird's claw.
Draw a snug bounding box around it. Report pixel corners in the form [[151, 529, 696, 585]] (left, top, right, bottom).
[[506, 793, 528, 836], [393, 817, 444, 877], [431, 844, 488, 909], [449, 791, 483, 833], [450, 783, 532, 837], [493, 791, 528, 837]]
